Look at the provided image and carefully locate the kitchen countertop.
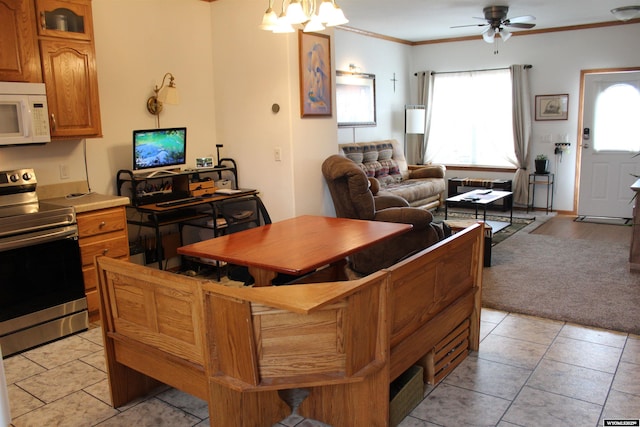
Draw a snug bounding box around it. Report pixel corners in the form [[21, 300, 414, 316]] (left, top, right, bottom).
[[43, 192, 130, 213]]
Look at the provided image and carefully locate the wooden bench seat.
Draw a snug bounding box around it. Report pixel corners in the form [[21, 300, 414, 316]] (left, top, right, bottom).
[[95, 223, 484, 426]]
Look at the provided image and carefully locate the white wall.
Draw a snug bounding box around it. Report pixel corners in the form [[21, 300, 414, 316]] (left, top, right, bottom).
[[90, 0, 217, 195], [0, 0, 217, 195], [408, 23, 640, 212], [210, 0, 339, 220], [334, 30, 412, 145], [336, 24, 640, 211], [2, 1, 637, 217], [0, 0, 339, 222]]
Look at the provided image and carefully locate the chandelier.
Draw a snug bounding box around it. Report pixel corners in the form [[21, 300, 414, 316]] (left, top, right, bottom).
[[260, 0, 348, 33]]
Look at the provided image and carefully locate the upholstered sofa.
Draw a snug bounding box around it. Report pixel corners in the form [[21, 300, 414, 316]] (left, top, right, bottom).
[[339, 139, 446, 210]]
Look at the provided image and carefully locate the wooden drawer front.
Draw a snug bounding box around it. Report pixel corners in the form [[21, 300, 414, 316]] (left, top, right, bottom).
[[85, 288, 100, 318], [83, 266, 97, 291], [80, 234, 128, 266], [77, 207, 126, 238], [83, 255, 127, 291]]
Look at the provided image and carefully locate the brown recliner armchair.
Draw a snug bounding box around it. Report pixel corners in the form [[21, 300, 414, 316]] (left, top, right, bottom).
[[322, 154, 444, 275]]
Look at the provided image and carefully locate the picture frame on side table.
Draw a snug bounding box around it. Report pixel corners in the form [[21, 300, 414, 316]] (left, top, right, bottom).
[[535, 94, 569, 121], [299, 31, 332, 118]]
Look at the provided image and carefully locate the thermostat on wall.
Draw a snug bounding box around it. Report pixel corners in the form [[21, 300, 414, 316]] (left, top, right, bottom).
[[195, 157, 214, 169]]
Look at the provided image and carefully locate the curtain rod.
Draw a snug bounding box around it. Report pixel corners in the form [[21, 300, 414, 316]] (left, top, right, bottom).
[[414, 64, 532, 76]]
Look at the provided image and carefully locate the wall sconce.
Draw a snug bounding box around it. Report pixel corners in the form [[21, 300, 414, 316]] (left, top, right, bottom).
[[147, 72, 179, 127], [348, 63, 361, 73]]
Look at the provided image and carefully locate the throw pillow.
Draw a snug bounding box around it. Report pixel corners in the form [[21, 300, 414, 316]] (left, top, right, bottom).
[[342, 145, 364, 164], [376, 142, 394, 161], [362, 144, 379, 163]]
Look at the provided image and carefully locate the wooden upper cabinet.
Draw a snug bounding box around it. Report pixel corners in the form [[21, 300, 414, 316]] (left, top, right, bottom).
[[35, 0, 93, 41], [40, 39, 101, 138], [2, 0, 102, 138], [0, 0, 42, 82], [37, 0, 102, 139]]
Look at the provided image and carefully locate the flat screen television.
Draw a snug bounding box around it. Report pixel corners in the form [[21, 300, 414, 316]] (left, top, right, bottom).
[[132, 127, 187, 176]]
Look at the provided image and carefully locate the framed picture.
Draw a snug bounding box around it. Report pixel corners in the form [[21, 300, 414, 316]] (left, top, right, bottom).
[[535, 94, 569, 121], [298, 31, 332, 117], [336, 71, 377, 127]]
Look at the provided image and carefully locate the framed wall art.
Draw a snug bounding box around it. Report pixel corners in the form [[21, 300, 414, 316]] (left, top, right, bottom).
[[298, 31, 332, 118], [336, 70, 377, 127], [535, 94, 569, 121]]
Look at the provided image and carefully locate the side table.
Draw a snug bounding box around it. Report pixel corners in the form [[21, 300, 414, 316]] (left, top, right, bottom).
[[444, 219, 493, 267], [528, 173, 554, 214]]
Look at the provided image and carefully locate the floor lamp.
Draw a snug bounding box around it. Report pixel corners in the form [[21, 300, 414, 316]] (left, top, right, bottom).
[[404, 105, 426, 165]]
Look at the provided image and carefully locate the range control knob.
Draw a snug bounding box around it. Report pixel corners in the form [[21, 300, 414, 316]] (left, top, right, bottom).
[[22, 172, 32, 181], [10, 173, 20, 183]]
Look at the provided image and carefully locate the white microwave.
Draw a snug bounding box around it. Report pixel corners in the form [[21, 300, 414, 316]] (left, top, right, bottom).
[[0, 82, 51, 146]]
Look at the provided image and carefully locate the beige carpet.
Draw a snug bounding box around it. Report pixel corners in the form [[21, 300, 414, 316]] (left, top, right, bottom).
[[482, 219, 640, 334]]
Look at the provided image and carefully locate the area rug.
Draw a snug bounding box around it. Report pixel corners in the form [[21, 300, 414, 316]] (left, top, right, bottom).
[[482, 220, 640, 334], [432, 211, 534, 246]]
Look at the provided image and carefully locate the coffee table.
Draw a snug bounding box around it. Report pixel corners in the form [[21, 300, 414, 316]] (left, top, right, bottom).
[[445, 189, 513, 233]]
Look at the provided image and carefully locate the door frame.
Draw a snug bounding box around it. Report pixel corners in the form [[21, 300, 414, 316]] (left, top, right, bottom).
[[574, 67, 640, 214]]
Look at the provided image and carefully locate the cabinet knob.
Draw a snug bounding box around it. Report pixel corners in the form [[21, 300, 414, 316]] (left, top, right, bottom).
[[40, 12, 46, 30], [102, 248, 109, 255], [99, 221, 106, 228], [50, 113, 57, 131]]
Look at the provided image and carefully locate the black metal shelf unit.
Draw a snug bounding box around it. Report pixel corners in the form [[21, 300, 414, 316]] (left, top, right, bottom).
[[116, 158, 238, 207], [116, 158, 263, 272]]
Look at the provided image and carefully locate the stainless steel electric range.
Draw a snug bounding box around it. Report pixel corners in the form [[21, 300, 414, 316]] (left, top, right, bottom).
[[0, 168, 88, 358]]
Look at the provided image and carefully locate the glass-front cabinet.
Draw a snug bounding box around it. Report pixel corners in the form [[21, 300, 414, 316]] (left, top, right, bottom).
[[36, 0, 93, 41], [36, 0, 102, 138]]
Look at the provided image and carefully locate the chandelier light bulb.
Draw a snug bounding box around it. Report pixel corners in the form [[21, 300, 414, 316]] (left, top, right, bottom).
[[326, 2, 349, 26], [285, 0, 307, 24]]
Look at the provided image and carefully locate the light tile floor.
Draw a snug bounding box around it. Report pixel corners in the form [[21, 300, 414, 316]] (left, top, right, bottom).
[[3, 308, 639, 426]]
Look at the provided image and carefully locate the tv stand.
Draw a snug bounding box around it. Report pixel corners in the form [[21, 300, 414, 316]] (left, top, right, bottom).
[[117, 158, 262, 272], [145, 169, 180, 178], [117, 159, 239, 207]]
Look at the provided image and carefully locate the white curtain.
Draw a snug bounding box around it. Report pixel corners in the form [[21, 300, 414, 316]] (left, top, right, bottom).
[[416, 71, 434, 164], [424, 69, 514, 167], [509, 65, 532, 206]]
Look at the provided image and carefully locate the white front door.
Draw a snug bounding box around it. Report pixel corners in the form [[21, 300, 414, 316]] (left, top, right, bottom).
[[578, 70, 640, 219]]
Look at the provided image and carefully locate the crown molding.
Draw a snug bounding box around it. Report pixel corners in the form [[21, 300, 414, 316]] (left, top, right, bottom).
[[338, 18, 640, 46]]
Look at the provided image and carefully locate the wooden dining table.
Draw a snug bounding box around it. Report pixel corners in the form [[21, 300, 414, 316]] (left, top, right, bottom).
[[177, 215, 412, 286]]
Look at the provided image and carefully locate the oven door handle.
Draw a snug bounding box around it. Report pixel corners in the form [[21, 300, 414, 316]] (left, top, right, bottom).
[[0, 225, 78, 252]]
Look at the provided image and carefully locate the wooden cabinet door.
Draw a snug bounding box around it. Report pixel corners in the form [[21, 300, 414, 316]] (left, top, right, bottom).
[[0, 0, 42, 82], [40, 38, 102, 138]]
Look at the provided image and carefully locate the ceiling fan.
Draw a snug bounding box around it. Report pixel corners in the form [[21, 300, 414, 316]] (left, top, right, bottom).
[[452, 5, 536, 44]]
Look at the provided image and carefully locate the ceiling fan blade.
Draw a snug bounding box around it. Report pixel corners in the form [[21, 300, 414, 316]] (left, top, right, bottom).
[[505, 22, 536, 29], [507, 15, 536, 24], [450, 23, 488, 28]]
